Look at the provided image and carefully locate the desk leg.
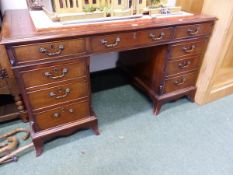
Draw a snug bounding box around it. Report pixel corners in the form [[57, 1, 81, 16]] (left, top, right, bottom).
[[33, 140, 43, 157], [187, 89, 196, 102], [153, 100, 163, 115]]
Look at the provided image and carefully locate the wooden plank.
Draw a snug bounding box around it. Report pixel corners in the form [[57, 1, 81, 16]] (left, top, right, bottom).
[[195, 0, 233, 104], [176, 0, 204, 13]]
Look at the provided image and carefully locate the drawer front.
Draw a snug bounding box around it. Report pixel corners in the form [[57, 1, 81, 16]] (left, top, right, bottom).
[[34, 100, 90, 131], [163, 72, 198, 93], [138, 27, 173, 44], [0, 79, 7, 89], [28, 79, 89, 111], [170, 39, 206, 59], [21, 58, 88, 90], [166, 56, 201, 76], [91, 32, 136, 52], [12, 39, 86, 64], [174, 22, 213, 39], [0, 80, 9, 94]]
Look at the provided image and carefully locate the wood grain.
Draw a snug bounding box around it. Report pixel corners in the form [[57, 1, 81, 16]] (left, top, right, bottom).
[[195, 0, 233, 104], [169, 39, 207, 59], [0, 9, 215, 156], [34, 100, 90, 131], [176, 0, 204, 14], [1, 10, 216, 44]]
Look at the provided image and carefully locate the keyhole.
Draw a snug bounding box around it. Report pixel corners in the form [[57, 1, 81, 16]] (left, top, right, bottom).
[[58, 88, 63, 94], [53, 68, 58, 73], [50, 45, 55, 50], [133, 32, 137, 39]]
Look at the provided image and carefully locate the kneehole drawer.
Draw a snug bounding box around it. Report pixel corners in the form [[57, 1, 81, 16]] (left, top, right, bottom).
[[138, 27, 173, 44], [12, 39, 87, 64], [28, 78, 89, 111], [91, 32, 136, 52], [34, 100, 90, 131]]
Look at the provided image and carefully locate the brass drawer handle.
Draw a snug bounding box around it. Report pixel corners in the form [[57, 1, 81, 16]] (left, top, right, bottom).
[[183, 45, 196, 53], [101, 37, 121, 48], [44, 68, 68, 80], [52, 108, 74, 118], [39, 44, 64, 56], [187, 26, 199, 35], [49, 88, 71, 99], [178, 61, 191, 69], [149, 32, 165, 41], [174, 77, 186, 86]]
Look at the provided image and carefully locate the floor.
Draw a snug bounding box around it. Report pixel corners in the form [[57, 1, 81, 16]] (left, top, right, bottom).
[[1, 70, 233, 175]]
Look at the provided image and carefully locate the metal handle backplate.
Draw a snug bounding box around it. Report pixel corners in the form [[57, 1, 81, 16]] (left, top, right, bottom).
[[183, 45, 196, 53], [101, 37, 121, 48], [174, 77, 186, 86], [44, 68, 68, 80], [149, 32, 165, 41], [39, 44, 64, 56], [178, 61, 191, 69], [187, 25, 199, 35], [52, 108, 75, 118], [49, 88, 71, 99]]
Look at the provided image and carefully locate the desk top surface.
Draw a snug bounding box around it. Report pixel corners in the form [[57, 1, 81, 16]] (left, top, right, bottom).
[[1, 9, 216, 45]]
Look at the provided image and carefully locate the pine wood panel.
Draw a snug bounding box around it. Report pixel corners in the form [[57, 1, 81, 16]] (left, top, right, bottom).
[[176, 0, 204, 13], [195, 0, 233, 104], [221, 35, 233, 67]]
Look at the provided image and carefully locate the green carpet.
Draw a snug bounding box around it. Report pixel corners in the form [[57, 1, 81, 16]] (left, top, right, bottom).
[[1, 84, 233, 175]]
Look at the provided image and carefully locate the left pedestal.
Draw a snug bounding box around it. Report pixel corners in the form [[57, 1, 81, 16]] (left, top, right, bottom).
[[8, 41, 99, 156]]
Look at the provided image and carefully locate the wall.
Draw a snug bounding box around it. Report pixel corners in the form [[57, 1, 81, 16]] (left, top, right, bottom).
[[1, 0, 27, 13]]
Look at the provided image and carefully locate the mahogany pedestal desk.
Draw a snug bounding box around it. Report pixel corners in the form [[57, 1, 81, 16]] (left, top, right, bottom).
[[1, 10, 215, 156]]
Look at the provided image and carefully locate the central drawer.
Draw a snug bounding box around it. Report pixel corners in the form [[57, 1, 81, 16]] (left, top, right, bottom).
[[91, 32, 136, 52], [138, 27, 173, 44], [34, 100, 90, 131], [28, 78, 89, 111]]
